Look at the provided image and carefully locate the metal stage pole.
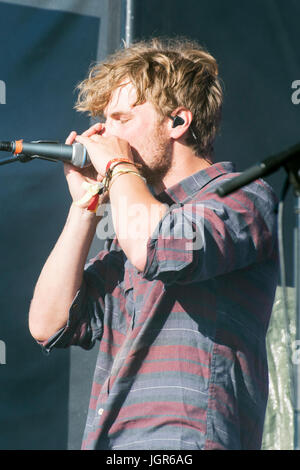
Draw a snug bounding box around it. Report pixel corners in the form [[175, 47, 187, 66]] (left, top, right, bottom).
[[125, 0, 135, 47], [294, 194, 300, 449]]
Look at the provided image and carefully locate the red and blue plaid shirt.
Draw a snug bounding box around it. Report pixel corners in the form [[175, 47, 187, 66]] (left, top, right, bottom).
[[40, 162, 279, 450]]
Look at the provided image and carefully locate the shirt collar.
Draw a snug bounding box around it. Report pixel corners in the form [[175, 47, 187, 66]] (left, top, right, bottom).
[[155, 161, 236, 204]]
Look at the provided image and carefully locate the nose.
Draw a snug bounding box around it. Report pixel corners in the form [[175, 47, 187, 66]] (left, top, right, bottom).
[[101, 118, 116, 138]]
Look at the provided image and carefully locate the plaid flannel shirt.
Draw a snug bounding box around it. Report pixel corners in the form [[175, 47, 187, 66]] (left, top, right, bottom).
[[39, 162, 279, 450]]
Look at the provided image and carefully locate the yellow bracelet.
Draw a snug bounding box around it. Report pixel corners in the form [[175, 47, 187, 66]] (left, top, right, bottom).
[[108, 169, 146, 191]]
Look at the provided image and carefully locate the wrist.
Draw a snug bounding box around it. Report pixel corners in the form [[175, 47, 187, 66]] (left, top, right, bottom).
[[111, 162, 138, 174], [69, 202, 100, 223], [108, 167, 146, 195], [105, 157, 135, 174]]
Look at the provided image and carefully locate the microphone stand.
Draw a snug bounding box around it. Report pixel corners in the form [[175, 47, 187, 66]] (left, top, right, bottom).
[[287, 157, 300, 451], [0, 154, 33, 165], [217, 144, 300, 450], [0, 140, 61, 166]]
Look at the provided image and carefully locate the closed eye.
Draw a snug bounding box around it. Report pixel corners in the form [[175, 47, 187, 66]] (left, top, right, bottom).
[[110, 111, 133, 123]]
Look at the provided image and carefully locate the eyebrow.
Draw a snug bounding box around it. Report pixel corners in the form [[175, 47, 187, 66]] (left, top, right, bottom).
[[103, 109, 134, 119]]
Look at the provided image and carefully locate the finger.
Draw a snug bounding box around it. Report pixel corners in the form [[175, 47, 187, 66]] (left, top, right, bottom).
[[85, 176, 98, 184], [75, 135, 97, 149], [75, 134, 94, 152], [75, 134, 89, 145], [63, 161, 74, 176], [90, 134, 103, 142], [82, 122, 104, 137], [97, 173, 105, 182], [65, 131, 77, 145]]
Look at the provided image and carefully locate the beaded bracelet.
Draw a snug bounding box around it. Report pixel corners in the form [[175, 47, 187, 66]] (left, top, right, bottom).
[[102, 160, 140, 192], [77, 162, 145, 213]]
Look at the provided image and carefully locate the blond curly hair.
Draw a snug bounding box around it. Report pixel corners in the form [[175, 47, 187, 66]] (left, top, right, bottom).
[[75, 37, 223, 158]]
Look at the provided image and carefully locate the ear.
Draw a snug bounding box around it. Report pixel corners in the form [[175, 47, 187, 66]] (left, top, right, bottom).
[[169, 108, 193, 140]]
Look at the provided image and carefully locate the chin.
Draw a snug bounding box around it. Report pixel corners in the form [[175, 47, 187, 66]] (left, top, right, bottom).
[[132, 151, 151, 178]]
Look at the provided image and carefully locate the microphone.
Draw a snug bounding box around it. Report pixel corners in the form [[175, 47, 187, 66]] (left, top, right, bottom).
[[0, 139, 91, 168]]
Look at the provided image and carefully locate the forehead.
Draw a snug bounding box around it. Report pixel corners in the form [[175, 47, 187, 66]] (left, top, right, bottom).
[[105, 82, 137, 115]]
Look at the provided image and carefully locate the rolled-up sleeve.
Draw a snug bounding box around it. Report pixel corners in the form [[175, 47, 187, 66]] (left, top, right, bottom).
[[142, 183, 278, 285], [142, 203, 200, 284], [38, 269, 105, 355]]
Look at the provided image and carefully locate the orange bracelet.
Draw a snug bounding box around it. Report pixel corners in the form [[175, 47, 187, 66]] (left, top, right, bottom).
[[105, 157, 133, 174]]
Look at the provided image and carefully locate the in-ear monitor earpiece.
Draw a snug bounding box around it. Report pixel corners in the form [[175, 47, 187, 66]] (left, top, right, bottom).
[[171, 115, 185, 128]]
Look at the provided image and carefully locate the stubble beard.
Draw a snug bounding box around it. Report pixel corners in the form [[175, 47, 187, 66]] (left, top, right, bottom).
[[133, 125, 173, 189]]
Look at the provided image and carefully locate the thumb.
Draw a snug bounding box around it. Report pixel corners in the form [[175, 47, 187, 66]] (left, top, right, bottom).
[[75, 134, 94, 158], [75, 134, 90, 146]]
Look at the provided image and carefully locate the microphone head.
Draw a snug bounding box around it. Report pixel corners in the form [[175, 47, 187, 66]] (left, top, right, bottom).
[[71, 142, 91, 168]]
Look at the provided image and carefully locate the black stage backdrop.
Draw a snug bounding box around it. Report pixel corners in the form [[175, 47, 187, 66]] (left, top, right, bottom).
[[133, 0, 300, 287], [0, 0, 299, 450], [0, 0, 120, 450], [133, 1, 300, 449]]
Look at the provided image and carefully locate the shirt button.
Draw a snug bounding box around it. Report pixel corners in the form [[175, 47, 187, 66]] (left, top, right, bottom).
[[98, 408, 104, 416]]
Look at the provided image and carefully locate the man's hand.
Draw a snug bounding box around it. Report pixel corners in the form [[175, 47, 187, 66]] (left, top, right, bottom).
[[63, 123, 104, 203], [74, 133, 134, 178]]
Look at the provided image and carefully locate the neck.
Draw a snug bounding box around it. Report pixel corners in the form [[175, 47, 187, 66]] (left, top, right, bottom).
[[153, 148, 212, 194]]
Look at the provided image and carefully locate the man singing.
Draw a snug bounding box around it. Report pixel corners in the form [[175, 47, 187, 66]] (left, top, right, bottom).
[[29, 37, 279, 450]]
